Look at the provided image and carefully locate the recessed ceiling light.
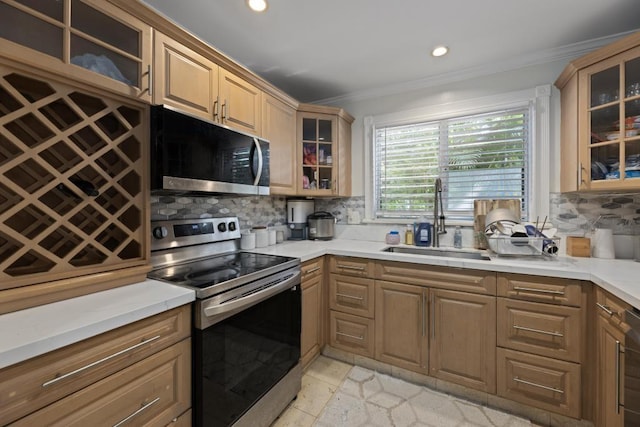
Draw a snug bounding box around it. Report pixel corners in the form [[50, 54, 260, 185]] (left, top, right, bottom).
[[247, 0, 268, 12], [431, 46, 449, 57]]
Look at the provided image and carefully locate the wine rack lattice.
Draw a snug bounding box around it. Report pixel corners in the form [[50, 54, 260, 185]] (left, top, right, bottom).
[[0, 65, 147, 289]]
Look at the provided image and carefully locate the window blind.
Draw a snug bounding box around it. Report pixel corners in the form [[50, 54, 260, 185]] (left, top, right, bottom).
[[374, 108, 529, 220]]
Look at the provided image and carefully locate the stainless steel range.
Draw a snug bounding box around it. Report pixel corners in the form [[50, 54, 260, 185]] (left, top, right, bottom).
[[148, 217, 301, 427]]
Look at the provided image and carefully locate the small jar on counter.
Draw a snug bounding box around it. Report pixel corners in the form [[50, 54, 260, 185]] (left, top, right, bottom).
[[405, 225, 414, 245], [385, 230, 401, 245]]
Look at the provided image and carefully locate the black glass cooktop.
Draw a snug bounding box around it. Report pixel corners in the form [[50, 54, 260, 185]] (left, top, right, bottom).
[[149, 252, 296, 290]]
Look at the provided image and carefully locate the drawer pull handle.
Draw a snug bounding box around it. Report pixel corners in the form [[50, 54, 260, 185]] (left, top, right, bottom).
[[513, 377, 564, 394], [113, 397, 160, 427], [596, 302, 615, 316], [513, 286, 564, 296], [336, 331, 364, 341], [304, 266, 321, 275], [336, 293, 364, 301], [42, 335, 161, 388], [336, 264, 366, 271], [513, 325, 564, 337]]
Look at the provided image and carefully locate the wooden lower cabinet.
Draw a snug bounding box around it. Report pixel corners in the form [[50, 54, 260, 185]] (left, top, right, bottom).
[[301, 257, 325, 369], [430, 288, 496, 393], [497, 298, 582, 363], [375, 280, 427, 372], [594, 287, 630, 427], [497, 347, 581, 419], [330, 310, 374, 357], [12, 339, 191, 426], [329, 273, 374, 318], [165, 409, 192, 427], [0, 305, 190, 424]]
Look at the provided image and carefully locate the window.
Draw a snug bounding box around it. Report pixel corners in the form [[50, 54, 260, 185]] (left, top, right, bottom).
[[374, 108, 529, 221], [364, 86, 551, 224]]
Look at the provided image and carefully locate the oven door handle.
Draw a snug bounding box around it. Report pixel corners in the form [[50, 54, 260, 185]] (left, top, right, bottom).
[[203, 270, 300, 318]]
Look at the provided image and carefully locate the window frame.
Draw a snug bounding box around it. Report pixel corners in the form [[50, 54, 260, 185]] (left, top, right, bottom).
[[363, 85, 551, 225]]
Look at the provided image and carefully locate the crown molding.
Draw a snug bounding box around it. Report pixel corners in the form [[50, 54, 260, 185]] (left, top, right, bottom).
[[315, 30, 639, 106]]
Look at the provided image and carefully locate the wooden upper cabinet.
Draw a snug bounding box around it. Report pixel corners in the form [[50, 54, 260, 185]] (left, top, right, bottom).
[[152, 32, 262, 135], [297, 104, 353, 196], [556, 31, 640, 191], [0, 0, 152, 101], [153, 31, 218, 119], [263, 93, 297, 195], [219, 67, 262, 136]]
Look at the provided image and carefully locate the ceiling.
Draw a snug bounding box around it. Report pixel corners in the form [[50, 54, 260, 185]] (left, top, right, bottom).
[[142, 0, 640, 103]]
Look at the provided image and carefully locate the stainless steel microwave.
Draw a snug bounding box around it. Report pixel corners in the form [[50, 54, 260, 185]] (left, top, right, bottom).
[[150, 105, 270, 196]]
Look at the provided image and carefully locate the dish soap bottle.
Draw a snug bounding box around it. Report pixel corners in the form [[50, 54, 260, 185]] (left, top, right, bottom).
[[405, 225, 414, 245], [453, 226, 462, 249]]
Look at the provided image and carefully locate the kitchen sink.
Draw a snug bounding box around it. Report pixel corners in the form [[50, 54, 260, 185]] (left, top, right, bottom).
[[382, 246, 491, 261]]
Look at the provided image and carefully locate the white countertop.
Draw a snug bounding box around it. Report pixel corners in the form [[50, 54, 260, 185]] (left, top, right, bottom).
[[2, 238, 639, 370], [249, 239, 640, 309], [0, 279, 194, 370]]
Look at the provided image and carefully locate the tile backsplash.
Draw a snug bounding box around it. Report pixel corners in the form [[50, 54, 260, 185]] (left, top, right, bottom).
[[150, 192, 640, 241], [150, 194, 288, 230]]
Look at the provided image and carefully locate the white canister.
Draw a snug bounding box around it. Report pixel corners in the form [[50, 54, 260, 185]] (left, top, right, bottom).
[[276, 230, 284, 243], [592, 228, 615, 259], [254, 228, 268, 248], [240, 232, 256, 250], [268, 229, 276, 245]]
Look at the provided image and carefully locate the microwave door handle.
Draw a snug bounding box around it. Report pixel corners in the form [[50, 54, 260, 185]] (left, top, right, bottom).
[[252, 137, 263, 185]]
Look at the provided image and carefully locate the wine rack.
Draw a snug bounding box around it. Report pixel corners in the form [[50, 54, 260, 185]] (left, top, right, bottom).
[[0, 63, 148, 291]]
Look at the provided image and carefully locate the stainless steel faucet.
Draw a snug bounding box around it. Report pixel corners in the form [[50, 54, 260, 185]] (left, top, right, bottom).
[[432, 178, 446, 247]]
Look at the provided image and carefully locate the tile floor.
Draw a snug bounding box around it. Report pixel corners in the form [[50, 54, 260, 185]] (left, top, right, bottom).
[[272, 355, 535, 427]]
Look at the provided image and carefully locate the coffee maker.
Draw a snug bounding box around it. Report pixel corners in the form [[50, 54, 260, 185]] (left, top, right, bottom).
[[287, 199, 314, 240]]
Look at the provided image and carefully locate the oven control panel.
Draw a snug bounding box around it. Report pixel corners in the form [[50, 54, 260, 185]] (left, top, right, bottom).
[[150, 217, 241, 251]]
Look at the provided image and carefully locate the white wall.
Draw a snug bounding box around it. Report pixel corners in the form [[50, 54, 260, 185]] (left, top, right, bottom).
[[327, 59, 571, 197]]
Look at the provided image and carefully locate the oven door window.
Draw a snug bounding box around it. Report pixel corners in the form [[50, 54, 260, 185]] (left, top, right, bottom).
[[194, 285, 301, 426]]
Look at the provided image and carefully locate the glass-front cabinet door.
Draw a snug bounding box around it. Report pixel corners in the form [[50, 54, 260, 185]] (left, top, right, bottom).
[[0, 0, 151, 100], [298, 113, 337, 195], [581, 46, 640, 189]]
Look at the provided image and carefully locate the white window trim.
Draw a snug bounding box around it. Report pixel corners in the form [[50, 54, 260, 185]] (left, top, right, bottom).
[[363, 85, 551, 225]]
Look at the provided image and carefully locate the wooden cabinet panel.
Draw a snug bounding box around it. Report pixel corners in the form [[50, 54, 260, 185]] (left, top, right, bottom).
[[219, 67, 262, 136], [329, 274, 374, 318], [329, 311, 374, 358], [375, 261, 496, 295], [374, 280, 427, 373], [12, 339, 191, 427], [263, 93, 297, 195], [595, 287, 629, 427], [430, 289, 496, 393], [153, 31, 218, 119], [497, 348, 581, 419], [0, 305, 190, 424], [329, 256, 375, 278], [497, 298, 581, 363], [301, 257, 324, 369], [497, 274, 583, 307]]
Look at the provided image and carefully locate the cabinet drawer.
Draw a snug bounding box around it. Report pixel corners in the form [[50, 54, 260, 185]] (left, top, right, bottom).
[[302, 257, 324, 281], [329, 274, 374, 318], [497, 348, 580, 419], [497, 274, 583, 307], [0, 305, 190, 424], [329, 256, 374, 277], [12, 339, 191, 426], [497, 298, 582, 363], [329, 311, 374, 358], [595, 287, 631, 328], [375, 261, 496, 295]]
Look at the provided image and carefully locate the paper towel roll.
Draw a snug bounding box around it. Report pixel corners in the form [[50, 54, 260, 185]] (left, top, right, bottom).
[[592, 228, 615, 259]]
